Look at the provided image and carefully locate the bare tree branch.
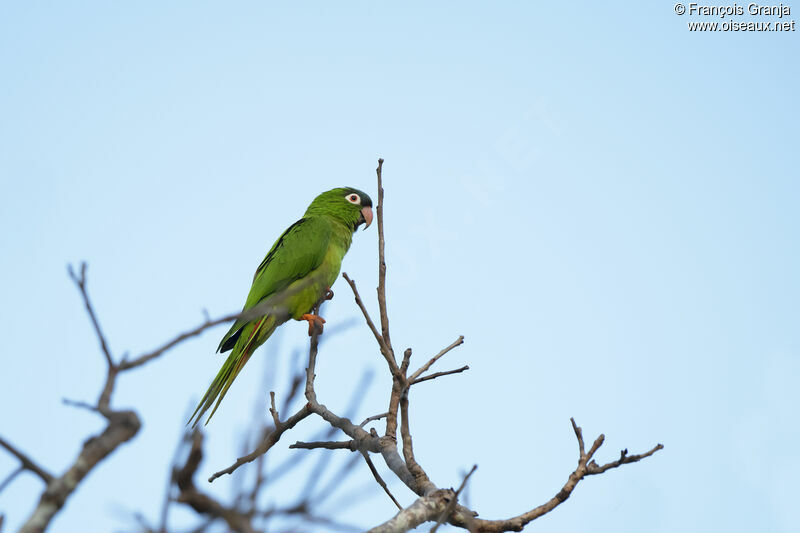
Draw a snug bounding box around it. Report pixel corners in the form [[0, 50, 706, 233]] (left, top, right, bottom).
[[367, 489, 456, 533], [174, 432, 256, 533], [431, 465, 477, 533], [586, 443, 664, 475], [208, 403, 312, 482], [18, 410, 141, 533], [408, 336, 465, 383], [360, 412, 389, 428], [411, 365, 470, 386], [120, 277, 316, 371], [60, 398, 100, 413], [446, 419, 663, 532], [67, 263, 113, 368], [290, 440, 355, 450], [342, 273, 399, 376], [0, 466, 24, 495], [0, 437, 54, 485], [269, 391, 282, 428], [361, 450, 403, 510], [375, 158, 393, 356], [399, 382, 435, 496]]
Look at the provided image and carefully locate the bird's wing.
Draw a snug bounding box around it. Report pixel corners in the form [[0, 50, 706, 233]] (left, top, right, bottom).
[[218, 216, 332, 352]]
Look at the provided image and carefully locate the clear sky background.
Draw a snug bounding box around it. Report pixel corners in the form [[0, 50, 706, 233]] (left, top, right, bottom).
[[1, 2, 798, 532]]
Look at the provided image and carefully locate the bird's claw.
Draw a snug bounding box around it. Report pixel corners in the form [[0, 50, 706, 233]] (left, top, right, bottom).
[[301, 313, 326, 336]]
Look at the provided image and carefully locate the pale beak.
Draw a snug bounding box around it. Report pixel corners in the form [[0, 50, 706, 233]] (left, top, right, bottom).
[[361, 206, 373, 230]]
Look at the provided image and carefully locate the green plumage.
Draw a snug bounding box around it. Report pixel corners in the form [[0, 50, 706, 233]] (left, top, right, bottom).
[[190, 187, 373, 427]]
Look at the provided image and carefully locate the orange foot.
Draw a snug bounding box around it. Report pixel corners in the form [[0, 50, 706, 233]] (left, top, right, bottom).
[[301, 313, 327, 336]]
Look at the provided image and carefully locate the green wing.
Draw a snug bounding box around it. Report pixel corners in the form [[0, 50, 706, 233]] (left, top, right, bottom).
[[217, 216, 332, 353]]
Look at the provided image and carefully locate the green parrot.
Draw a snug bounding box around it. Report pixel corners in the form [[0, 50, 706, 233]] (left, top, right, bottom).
[[190, 187, 373, 427]]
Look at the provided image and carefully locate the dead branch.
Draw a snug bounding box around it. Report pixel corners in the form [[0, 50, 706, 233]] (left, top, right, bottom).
[[367, 489, 456, 533], [290, 440, 355, 450], [2, 265, 145, 533], [174, 432, 257, 533], [19, 410, 141, 533], [360, 412, 389, 428], [120, 276, 316, 371], [67, 263, 114, 368], [208, 403, 312, 482], [0, 466, 24, 495], [411, 365, 470, 385], [342, 273, 399, 376], [446, 419, 663, 532], [361, 450, 403, 510], [0, 437, 54, 485], [399, 372, 435, 495], [2, 264, 319, 532], [431, 465, 477, 533], [408, 336, 465, 383], [375, 158, 393, 355]]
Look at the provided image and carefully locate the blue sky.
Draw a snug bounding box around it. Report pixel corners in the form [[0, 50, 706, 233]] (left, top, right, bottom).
[[1, 2, 798, 532]]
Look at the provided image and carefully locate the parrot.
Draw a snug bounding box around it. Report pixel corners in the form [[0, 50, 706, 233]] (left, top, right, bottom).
[[189, 187, 374, 427]]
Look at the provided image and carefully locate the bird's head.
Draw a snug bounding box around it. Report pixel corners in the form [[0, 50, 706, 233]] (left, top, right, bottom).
[[305, 187, 374, 232]]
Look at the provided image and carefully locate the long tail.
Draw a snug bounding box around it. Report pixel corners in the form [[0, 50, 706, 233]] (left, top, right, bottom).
[[189, 315, 277, 427]]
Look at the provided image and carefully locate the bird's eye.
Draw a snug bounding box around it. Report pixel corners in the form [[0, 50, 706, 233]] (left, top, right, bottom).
[[345, 193, 360, 205]]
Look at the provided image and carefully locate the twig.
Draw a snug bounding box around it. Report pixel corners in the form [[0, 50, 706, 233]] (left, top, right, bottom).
[[174, 431, 256, 533], [61, 398, 100, 413], [290, 440, 355, 450], [0, 436, 54, 484], [120, 276, 317, 371], [430, 465, 477, 533], [119, 315, 233, 370], [447, 419, 664, 532], [586, 443, 664, 475], [341, 272, 383, 347], [401, 348, 412, 374], [67, 263, 113, 368], [375, 158, 393, 353], [0, 466, 24, 494], [360, 412, 389, 428], [571, 417, 585, 456], [342, 273, 399, 376], [408, 336, 465, 383], [411, 365, 470, 385], [269, 391, 281, 427], [361, 450, 403, 510], [208, 403, 312, 482]]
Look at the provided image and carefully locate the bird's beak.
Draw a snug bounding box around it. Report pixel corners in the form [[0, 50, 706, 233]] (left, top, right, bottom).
[[361, 206, 373, 230]]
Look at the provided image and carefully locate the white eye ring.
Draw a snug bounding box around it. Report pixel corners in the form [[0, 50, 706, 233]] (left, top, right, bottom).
[[345, 193, 360, 205]]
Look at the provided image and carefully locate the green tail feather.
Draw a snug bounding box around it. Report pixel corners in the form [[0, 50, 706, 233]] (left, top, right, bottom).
[[189, 315, 277, 427]]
